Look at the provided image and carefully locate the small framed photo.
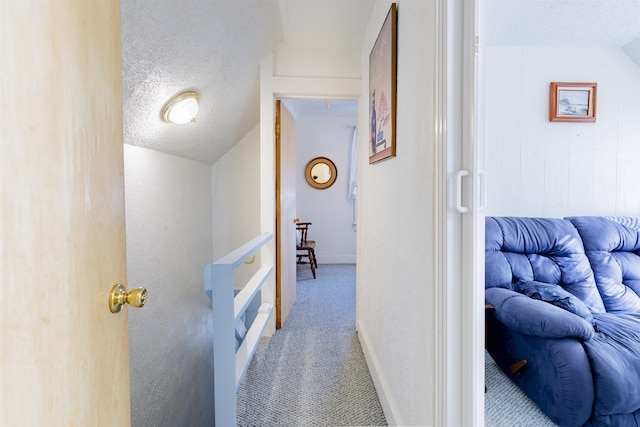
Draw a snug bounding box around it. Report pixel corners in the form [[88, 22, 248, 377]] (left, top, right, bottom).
[[549, 82, 597, 122]]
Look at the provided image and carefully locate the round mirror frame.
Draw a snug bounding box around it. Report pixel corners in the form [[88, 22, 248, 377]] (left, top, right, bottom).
[[304, 157, 337, 190]]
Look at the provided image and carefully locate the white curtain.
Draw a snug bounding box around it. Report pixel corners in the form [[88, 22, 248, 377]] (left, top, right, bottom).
[[347, 126, 358, 231], [347, 126, 358, 201]]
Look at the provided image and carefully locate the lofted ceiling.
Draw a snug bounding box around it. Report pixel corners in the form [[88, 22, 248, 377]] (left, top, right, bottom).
[[120, 0, 640, 165], [120, 0, 374, 165]]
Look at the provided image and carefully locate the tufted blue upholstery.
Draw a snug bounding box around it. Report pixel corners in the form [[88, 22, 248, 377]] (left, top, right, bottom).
[[485, 216, 605, 312], [582, 313, 640, 419], [485, 216, 640, 427], [567, 216, 640, 314], [485, 217, 601, 426]]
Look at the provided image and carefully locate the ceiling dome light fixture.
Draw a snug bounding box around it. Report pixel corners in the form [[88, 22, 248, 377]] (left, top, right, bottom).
[[162, 91, 199, 124]]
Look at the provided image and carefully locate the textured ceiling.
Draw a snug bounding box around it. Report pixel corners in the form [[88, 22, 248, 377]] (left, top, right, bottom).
[[120, 0, 374, 165], [483, 0, 640, 48], [120, 0, 283, 164], [120, 0, 639, 165]]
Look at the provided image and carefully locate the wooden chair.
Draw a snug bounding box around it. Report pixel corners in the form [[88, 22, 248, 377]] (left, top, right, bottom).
[[296, 222, 317, 279]]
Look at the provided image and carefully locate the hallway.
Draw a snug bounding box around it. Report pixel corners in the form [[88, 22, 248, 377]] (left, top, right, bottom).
[[236, 264, 386, 426]]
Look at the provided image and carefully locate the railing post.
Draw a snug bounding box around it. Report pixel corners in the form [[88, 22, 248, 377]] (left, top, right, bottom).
[[207, 263, 237, 427], [205, 232, 273, 426]]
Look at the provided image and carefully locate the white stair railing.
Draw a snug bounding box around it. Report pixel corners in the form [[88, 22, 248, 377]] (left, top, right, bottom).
[[205, 232, 274, 427]]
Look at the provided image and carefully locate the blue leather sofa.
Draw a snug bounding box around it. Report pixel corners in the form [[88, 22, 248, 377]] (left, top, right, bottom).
[[485, 216, 640, 427]]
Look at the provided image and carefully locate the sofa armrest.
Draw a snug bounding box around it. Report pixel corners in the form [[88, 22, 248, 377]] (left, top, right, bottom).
[[486, 287, 595, 340]]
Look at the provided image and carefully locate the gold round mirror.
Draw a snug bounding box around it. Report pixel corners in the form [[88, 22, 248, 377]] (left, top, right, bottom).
[[305, 157, 337, 189]]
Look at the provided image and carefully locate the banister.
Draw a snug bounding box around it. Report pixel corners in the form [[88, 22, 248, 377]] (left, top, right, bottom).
[[234, 264, 272, 321], [205, 232, 274, 427], [209, 232, 272, 270]]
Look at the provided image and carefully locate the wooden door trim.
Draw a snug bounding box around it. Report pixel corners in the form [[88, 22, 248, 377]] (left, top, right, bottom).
[[275, 100, 283, 329]]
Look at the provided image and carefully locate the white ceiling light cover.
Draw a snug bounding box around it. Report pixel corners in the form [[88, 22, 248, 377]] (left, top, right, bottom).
[[162, 91, 199, 124]]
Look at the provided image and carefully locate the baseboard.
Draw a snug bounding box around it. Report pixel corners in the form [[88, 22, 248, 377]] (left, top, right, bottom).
[[317, 254, 356, 264], [356, 320, 399, 426]]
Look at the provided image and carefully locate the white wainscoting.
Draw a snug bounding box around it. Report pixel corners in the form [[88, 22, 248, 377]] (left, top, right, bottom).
[[483, 47, 640, 217]]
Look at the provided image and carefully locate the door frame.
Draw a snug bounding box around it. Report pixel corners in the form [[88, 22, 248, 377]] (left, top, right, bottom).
[[259, 53, 361, 335], [459, 0, 485, 424], [436, 0, 484, 424], [445, 0, 485, 425]]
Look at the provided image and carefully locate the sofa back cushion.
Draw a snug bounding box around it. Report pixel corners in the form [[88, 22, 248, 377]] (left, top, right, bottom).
[[567, 217, 640, 314], [486, 216, 605, 313]]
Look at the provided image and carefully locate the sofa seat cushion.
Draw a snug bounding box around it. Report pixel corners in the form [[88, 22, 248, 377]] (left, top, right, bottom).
[[583, 313, 640, 416], [567, 216, 640, 314]]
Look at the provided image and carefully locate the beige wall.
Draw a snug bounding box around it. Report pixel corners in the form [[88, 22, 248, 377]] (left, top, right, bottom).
[[356, 1, 439, 425]]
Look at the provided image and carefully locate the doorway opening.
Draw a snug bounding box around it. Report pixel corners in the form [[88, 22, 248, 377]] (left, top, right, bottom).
[[276, 98, 359, 328]]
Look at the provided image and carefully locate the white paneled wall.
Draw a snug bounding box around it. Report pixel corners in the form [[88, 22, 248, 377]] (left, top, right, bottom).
[[483, 47, 640, 217]]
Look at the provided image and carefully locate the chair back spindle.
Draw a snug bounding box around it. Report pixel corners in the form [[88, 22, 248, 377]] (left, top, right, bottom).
[[296, 222, 317, 279]]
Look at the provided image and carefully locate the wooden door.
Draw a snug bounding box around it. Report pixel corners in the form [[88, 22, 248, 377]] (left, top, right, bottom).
[[1, 2, 131, 425], [275, 101, 297, 329]]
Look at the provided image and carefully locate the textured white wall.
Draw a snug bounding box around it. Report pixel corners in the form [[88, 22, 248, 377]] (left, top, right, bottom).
[[356, 1, 438, 425], [483, 47, 640, 217], [212, 124, 261, 287], [275, 44, 361, 79], [294, 110, 358, 264], [124, 145, 214, 426]]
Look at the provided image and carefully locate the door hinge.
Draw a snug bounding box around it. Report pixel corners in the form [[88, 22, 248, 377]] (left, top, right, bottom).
[[275, 123, 280, 136], [275, 297, 281, 308]]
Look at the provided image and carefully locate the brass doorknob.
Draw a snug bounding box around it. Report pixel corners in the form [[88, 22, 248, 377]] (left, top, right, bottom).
[[109, 283, 147, 314], [293, 217, 300, 223]]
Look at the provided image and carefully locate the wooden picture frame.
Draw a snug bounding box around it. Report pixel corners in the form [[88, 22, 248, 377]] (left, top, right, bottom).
[[304, 157, 337, 190], [549, 82, 597, 122], [368, 3, 397, 163]]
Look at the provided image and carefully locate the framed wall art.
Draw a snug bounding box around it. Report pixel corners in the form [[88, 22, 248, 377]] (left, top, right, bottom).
[[549, 82, 597, 122], [368, 3, 397, 163]]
